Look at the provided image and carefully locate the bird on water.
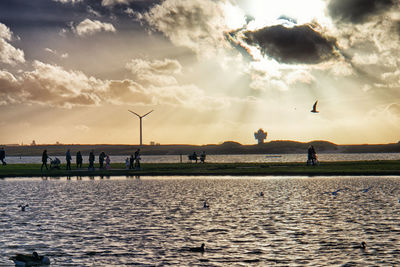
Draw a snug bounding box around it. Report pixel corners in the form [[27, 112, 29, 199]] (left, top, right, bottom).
[[354, 241, 367, 250], [189, 243, 205, 252], [18, 204, 29, 211], [9, 251, 50, 266]]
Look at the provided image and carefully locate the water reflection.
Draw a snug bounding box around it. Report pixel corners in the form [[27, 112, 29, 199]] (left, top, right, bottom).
[[126, 175, 141, 179], [0, 176, 400, 266]]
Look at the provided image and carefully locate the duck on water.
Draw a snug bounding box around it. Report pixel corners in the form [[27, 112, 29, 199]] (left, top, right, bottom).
[[9, 251, 50, 266], [189, 243, 205, 253]]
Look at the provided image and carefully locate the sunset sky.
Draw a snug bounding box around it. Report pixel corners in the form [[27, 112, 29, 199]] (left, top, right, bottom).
[[1, 0, 400, 145]]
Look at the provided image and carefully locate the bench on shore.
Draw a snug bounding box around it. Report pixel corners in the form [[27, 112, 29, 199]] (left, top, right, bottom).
[[188, 154, 206, 163], [188, 155, 198, 163]]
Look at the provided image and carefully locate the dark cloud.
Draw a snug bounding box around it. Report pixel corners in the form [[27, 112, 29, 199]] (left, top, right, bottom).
[[225, 31, 253, 61], [244, 24, 338, 64], [0, 0, 158, 30], [327, 0, 395, 24]]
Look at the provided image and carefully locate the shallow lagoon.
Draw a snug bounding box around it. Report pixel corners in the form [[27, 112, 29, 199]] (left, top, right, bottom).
[[1, 176, 400, 266]]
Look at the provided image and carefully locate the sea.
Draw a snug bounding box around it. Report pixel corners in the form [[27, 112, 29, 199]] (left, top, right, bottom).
[[4, 152, 400, 164], [1, 175, 400, 266]]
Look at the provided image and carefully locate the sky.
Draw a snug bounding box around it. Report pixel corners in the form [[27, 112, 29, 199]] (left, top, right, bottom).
[[0, 0, 400, 145]]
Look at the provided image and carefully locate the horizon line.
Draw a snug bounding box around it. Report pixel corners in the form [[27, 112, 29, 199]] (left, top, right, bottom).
[[2, 140, 400, 147]]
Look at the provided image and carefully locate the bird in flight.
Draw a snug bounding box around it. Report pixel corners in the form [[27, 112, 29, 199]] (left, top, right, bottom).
[[311, 101, 319, 113]]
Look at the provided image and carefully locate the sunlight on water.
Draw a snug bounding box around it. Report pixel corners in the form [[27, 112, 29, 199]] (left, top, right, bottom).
[[1, 176, 400, 265]]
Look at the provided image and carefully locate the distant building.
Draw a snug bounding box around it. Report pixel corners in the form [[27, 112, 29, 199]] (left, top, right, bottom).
[[150, 141, 161, 146], [254, 129, 267, 145], [31, 140, 36, 146]]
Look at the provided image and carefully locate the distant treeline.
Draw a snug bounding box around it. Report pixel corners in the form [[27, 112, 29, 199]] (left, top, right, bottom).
[[2, 140, 400, 156]]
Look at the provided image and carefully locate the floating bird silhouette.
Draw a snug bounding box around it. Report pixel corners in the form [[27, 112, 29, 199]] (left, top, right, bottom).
[[203, 201, 209, 209], [18, 204, 29, 211], [311, 101, 319, 113], [9, 251, 50, 266], [360, 186, 372, 193], [324, 189, 346, 196], [189, 243, 205, 252], [354, 241, 367, 250]]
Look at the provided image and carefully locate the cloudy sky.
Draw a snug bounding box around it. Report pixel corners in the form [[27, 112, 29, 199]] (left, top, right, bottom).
[[1, 0, 400, 145]]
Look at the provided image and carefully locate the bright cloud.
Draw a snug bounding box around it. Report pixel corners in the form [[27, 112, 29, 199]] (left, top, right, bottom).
[[0, 59, 231, 110], [126, 58, 182, 86], [0, 23, 25, 65], [142, 0, 246, 57], [72, 19, 116, 36]]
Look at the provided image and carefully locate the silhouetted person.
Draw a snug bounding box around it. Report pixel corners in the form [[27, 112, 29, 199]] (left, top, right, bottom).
[[125, 157, 129, 169], [99, 151, 106, 169], [307, 145, 317, 166], [88, 150, 95, 171], [66, 149, 72, 170], [105, 155, 111, 170], [200, 151, 206, 163], [192, 152, 198, 163], [0, 147, 6, 165], [134, 149, 141, 169], [76, 151, 83, 168], [41, 150, 49, 171], [129, 154, 134, 169]]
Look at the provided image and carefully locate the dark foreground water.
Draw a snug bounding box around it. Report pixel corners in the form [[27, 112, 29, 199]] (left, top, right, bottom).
[[1, 176, 400, 266]]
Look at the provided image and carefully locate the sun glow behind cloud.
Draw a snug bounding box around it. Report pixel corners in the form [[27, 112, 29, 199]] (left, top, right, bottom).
[[238, 0, 329, 29], [1, 0, 400, 145]]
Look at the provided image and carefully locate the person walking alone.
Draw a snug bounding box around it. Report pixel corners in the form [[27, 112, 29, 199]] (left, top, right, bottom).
[[105, 155, 111, 170], [0, 147, 6, 165], [66, 149, 72, 170], [76, 151, 83, 168], [129, 154, 134, 169], [99, 152, 106, 169], [88, 150, 95, 171], [41, 150, 49, 171], [134, 149, 141, 170]]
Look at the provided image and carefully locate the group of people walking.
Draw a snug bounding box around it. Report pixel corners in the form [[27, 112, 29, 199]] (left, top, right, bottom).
[[125, 149, 141, 170], [189, 151, 206, 163], [40, 149, 134, 171], [307, 145, 318, 166]]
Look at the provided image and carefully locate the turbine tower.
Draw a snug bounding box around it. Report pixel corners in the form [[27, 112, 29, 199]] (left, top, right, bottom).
[[128, 109, 153, 146]]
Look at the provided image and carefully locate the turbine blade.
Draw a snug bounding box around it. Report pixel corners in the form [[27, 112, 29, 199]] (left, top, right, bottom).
[[128, 110, 141, 118], [142, 110, 154, 118]]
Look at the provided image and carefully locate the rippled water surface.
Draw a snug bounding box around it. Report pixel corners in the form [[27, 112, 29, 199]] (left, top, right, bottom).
[[1, 176, 400, 266]]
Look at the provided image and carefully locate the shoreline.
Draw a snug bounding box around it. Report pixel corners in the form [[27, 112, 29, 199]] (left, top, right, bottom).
[[1, 161, 400, 178]]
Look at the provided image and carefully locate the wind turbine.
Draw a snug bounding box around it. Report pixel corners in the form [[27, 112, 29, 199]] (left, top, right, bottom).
[[128, 109, 153, 146]]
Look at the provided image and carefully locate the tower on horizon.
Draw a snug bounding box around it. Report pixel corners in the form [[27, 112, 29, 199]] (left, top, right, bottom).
[[254, 129, 267, 145]]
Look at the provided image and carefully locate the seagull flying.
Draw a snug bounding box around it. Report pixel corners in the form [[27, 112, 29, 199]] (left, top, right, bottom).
[[311, 101, 319, 113]]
